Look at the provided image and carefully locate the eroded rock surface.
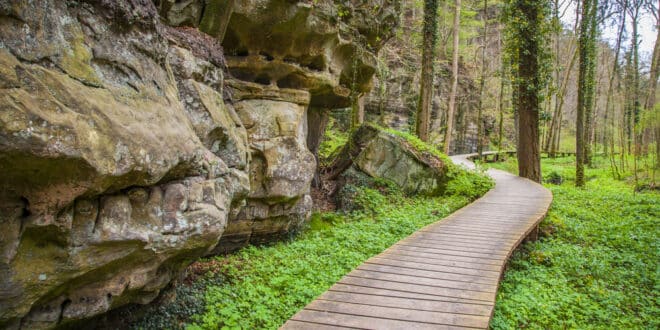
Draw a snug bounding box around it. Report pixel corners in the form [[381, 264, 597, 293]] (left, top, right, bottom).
[[0, 0, 400, 328], [0, 1, 248, 328], [330, 125, 451, 196]]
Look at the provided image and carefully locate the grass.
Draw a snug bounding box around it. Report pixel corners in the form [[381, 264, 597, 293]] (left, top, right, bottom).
[[489, 156, 660, 329]]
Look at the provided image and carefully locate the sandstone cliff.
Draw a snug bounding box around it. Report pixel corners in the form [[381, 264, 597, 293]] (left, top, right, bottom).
[[0, 0, 400, 328]]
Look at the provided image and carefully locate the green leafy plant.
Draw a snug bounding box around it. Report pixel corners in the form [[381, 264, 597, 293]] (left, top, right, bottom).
[[490, 156, 660, 329]]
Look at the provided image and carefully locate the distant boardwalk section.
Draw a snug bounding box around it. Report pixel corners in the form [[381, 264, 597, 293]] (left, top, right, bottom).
[[282, 154, 553, 329]]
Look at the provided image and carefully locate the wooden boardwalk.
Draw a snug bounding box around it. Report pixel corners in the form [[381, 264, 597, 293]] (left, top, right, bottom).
[[281, 154, 552, 329]]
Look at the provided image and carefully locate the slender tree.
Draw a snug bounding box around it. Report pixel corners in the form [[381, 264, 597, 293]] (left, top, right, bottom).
[[627, 0, 644, 186], [416, 0, 440, 142], [547, 0, 582, 157], [444, 0, 461, 153], [576, 0, 599, 187], [603, 0, 628, 159], [477, 0, 489, 158], [645, 0, 660, 168], [504, 0, 550, 183], [496, 28, 508, 154]]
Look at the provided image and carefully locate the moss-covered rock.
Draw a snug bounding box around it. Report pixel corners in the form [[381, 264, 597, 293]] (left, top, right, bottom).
[[329, 124, 451, 196], [0, 1, 249, 328]]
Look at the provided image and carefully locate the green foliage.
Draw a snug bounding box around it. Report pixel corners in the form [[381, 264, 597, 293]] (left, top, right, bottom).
[[502, 0, 553, 104], [318, 117, 348, 164], [544, 170, 563, 185], [490, 156, 660, 329], [189, 191, 476, 329], [445, 165, 494, 199], [382, 126, 453, 163]]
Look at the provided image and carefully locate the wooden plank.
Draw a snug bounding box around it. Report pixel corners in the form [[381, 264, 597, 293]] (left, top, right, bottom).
[[347, 269, 497, 293], [365, 257, 500, 279], [305, 300, 489, 328], [393, 244, 507, 260], [428, 225, 522, 235], [414, 231, 517, 243], [328, 283, 492, 305], [281, 320, 357, 329], [291, 310, 465, 330], [357, 262, 496, 284], [374, 252, 502, 272], [383, 248, 505, 266], [409, 234, 515, 246], [395, 241, 509, 256], [416, 229, 520, 240], [319, 291, 493, 316], [338, 276, 494, 301], [405, 236, 510, 251]]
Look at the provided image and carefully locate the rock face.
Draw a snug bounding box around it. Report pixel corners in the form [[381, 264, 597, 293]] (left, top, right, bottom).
[[0, 0, 400, 328], [329, 125, 451, 196]]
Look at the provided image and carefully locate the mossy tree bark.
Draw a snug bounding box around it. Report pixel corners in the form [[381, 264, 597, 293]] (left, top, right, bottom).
[[504, 0, 549, 183], [416, 0, 439, 142], [576, 0, 599, 187]]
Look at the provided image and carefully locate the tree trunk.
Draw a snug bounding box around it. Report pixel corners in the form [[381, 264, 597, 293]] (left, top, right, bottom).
[[602, 0, 627, 159], [551, 108, 563, 155], [645, 1, 660, 168], [547, 47, 578, 156], [583, 0, 598, 166], [576, 0, 598, 187], [512, 0, 544, 183], [444, 0, 461, 154], [497, 29, 505, 152], [476, 0, 488, 158], [416, 0, 439, 142], [307, 108, 330, 188], [629, 3, 642, 186]]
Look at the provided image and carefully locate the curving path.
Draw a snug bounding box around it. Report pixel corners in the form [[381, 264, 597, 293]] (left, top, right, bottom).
[[281, 154, 552, 329]]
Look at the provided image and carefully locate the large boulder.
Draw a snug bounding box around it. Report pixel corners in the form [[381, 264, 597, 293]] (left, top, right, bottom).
[[0, 1, 248, 328], [329, 124, 452, 196]]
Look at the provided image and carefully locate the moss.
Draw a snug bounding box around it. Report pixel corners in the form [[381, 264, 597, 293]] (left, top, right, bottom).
[[199, 0, 234, 39], [59, 37, 102, 87]]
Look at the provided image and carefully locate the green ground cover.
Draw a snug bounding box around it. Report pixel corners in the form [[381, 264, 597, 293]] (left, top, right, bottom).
[[489, 156, 659, 329], [131, 129, 492, 329], [186, 175, 491, 329]]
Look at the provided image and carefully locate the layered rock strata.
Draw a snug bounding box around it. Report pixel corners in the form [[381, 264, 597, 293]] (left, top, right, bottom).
[[0, 0, 400, 328]]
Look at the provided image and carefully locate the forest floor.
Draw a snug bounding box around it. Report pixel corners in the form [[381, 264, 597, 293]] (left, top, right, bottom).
[[489, 156, 659, 329]]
